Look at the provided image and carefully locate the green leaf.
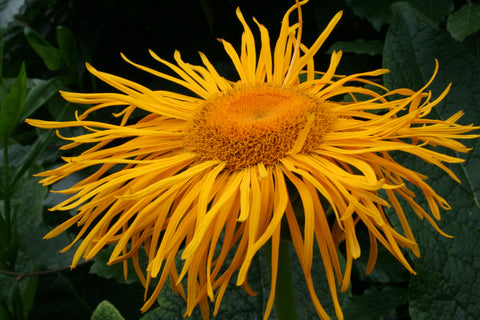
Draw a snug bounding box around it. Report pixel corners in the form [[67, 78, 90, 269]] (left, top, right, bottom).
[[90, 245, 147, 285], [0, 273, 16, 307], [0, 141, 76, 269], [140, 246, 263, 320], [344, 0, 394, 31], [10, 164, 46, 229], [345, 0, 453, 30], [407, 0, 453, 23], [56, 26, 78, 71], [11, 284, 25, 320], [0, 301, 12, 320], [447, 3, 480, 42], [10, 130, 56, 192], [14, 173, 76, 269], [91, 300, 126, 320], [0, 63, 26, 142], [384, 2, 480, 320], [141, 285, 203, 320], [141, 241, 347, 320], [342, 287, 408, 320], [23, 77, 63, 121], [327, 39, 383, 55], [20, 274, 38, 319], [291, 244, 348, 319], [24, 27, 63, 71], [352, 240, 411, 284]]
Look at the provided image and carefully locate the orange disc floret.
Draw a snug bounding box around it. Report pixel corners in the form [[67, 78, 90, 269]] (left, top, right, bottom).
[[183, 84, 337, 170]]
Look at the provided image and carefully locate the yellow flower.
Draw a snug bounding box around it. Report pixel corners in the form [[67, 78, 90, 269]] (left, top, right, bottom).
[[26, 1, 479, 319]]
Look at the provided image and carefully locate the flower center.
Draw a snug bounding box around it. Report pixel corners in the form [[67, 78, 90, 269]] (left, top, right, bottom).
[[183, 85, 336, 170]]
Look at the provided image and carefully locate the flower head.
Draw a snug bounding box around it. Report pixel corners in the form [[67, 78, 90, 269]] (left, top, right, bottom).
[[27, 1, 479, 319]]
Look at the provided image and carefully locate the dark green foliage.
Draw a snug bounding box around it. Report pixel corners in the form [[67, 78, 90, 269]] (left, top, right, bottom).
[[384, 3, 480, 319], [447, 3, 480, 42], [0, 63, 26, 142], [91, 301, 126, 320], [342, 287, 409, 320], [0, 0, 479, 319]]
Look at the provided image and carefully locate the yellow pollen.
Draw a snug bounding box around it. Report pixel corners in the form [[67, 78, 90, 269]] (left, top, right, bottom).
[[183, 85, 336, 170]]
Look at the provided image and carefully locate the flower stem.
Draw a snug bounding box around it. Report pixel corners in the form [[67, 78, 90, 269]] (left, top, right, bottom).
[[267, 239, 299, 320]]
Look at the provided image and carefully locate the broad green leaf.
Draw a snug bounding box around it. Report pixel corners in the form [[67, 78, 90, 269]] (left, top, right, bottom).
[[384, 2, 480, 320], [351, 240, 410, 284], [19, 223, 76, 269], [20, 274, 38, 319], [214, 249, 268, 320], [447, 3, 480, 42], [0, 63, 26, 142], [14, 173, 76, 269], [0, 301, 12, 320], [22, 77, 63, 121], [90, 245, 147, 285], [24, 27, 63, 71], [342, 287, 408, 320], [140, 307, 173, 320], [345, 0, 394, 31], [0, 274, 16, 308], [11, 101, 68, 194], [0, 142, 76, 269], [141, 284, 203, 320], [345, 0, 453, 30], [327, 39, 383, 55], [47, 94, 81, 121], [407, 0, 453, 23], [290, 244, 348, 319], [10, 156, 46, 228], [11, 285, 24, 320], [56, 26, 78, 71], [91, 300, 125, 320], [11, 129, 56, 192], [141, 247, 262, 320], [141, 241, 347, 320]]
